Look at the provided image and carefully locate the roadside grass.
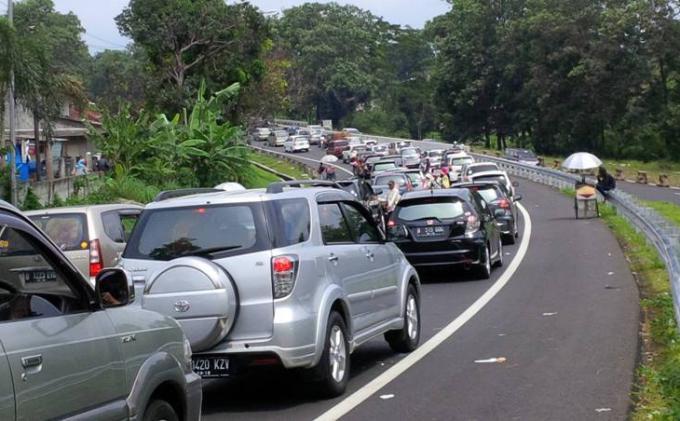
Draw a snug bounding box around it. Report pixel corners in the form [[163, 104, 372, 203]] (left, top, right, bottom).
[[248, 152, 312, 180], [642, 200, 680, 228], [560, 188, 680, 419], [476, 147, 680, 186], [242, 165, 282, 189]]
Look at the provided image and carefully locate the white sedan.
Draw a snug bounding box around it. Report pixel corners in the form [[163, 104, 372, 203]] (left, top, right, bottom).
[[284, 136, 310, 153]]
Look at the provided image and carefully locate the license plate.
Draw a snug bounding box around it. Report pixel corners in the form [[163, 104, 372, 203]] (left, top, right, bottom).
[[25, 270, 57, 284], [192, 356, 230, 378], [416, 226, 445, 237]]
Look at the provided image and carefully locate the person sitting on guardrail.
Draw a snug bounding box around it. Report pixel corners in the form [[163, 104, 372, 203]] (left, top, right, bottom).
[[596, 166, 616, 199]]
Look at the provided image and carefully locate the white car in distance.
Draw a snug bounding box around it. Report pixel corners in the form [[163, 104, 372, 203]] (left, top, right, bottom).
[[284, 135, 310, 153]]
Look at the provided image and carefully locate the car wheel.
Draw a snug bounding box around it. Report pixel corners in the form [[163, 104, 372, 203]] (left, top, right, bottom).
[[306, 311, 350, 398], [143, 399, 178, 421], [503, 223, 516, 245], [385, 284, 421, 353], [494, 237, 504, 267], [477, 244, 492, 279]]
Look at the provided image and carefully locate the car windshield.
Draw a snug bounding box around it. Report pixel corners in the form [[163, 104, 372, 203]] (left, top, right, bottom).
[[401, 149, 419, 158], [397, 198, 467, 221], [474, 187, 501, 202], [517, 151, 537, 159], [28, 213, 88, 252], [467, 164, 498, 175], [124, 204, 263, 261]]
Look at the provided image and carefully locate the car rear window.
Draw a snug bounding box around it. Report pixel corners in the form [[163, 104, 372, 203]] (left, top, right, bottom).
[[396, 198, 468, 221], [451, 157, 473, 166], [473, 174, 508, 186], [29, 213, 88, 252], [374, 162, 397, 172], [124, 204, 268, 261], [374, 175, 408, 186], [467, 164, 498, 175], [475, 187, 501, 203]]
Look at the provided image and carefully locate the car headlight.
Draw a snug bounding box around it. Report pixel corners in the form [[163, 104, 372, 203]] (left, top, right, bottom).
[[183, 336, 193, 372]]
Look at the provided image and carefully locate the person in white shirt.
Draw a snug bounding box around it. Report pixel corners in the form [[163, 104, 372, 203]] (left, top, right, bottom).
[[385, 180, 401, 215]]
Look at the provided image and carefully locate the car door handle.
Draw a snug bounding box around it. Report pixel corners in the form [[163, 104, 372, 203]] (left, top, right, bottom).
[[365, 251, 375, 259], [21, 355, 42, 368], [328, 254, 339, 262]]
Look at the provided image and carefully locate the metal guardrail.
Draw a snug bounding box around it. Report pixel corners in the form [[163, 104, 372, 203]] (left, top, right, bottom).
[[270, 117, 680, 328]]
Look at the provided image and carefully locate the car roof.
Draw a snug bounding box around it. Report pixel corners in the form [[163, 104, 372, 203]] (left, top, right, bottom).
[[24, 203, 142, 216], [470, 170, 508, 178], [372, 172, 408, 178], [144, 186, 356, 210], [400, 188, 473, 201]]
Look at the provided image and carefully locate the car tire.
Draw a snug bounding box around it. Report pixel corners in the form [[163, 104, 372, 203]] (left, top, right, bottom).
[[143, 399, 178, 421], [306, 311, 350, 398], [494, 237, 504, 267], [503, 226, 516, 245], [477, 244, 492, 279], [385, 284, 421, 353]]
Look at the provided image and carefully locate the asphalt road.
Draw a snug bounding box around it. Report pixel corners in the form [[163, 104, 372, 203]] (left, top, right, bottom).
[[201, 143, 640, 420], [615, 180, 680, 204]]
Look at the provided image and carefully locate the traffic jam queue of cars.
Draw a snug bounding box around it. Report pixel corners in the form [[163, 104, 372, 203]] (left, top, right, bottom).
[[5, 125, 523, 419]]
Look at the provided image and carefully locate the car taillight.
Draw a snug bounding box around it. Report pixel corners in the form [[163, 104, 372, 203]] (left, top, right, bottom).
[[272, 255, 298, 299], [387, 218, 408, 239], [497, 198, 511, 209], [465, 214, 480, 238], [89, 239, 103, 278]]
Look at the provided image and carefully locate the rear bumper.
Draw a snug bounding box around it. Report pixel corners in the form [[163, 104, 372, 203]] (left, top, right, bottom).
[[184, 372, 203, 421], [396, 240, 485, 267], [495, 216, 515, 235]]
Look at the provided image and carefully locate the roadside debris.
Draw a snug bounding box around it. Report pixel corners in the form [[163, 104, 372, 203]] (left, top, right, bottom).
[[607, 272, 614, 276], [380, 394, 395, 400], [595, 408, 612, 413], [474, 357, 507, 364], [542, 312, 558, 316]]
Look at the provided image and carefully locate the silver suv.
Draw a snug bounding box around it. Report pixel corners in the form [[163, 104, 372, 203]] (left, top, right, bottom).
[[0, 202, 201, 420], [120, 181, 422, 397]]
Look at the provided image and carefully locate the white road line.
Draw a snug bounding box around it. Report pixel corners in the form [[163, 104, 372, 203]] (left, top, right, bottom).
[[316, 203, 533, 421]]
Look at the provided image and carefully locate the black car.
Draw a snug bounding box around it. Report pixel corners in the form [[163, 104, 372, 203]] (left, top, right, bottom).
[[386, 189, 503, 279], [454, 181, 521, 244]]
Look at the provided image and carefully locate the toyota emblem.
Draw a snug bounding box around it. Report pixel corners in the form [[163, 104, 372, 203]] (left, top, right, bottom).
[[174, 300, 191, 313]]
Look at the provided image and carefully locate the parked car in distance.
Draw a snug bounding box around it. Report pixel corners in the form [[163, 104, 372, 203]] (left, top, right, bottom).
[[505, 148, 540, 166], [460, 162, 501, 182], [327, 139, 350, 158], [370, 144, 389, 156], [424, 149, 445, 169], [372, 172, 413, 195], [443, 153, 475, 181], [268, 129, 289, 147], [0, 202, 201, 421], [343, 144, 368, 163], [343, 127, 362, 136], [370, 159, 400, 176], [119, 182, 422, 398], [397, 168, 426, 190], [26, 204, 143, 285], [284, 135, 311, 153], [363, 139, 378, 147], [307, 128, 325, 145], [386, 188, 503, 279], [401, 147, 422, 169], [388, 141, 413, 155], [454, 181, 521, 244], [254, 127, 271, 141]]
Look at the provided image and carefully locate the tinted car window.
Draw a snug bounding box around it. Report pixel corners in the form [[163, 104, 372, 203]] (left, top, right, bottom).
[[466, 164, 499, 175], [373, 163, 398, 172], [0, 226, 85, 322], [29, 213, 88, 251], [267, 199, 311, 248], [396, 198, 468, 221], [476, 187, 501, 203], [341, 204, 380, 244], [125, 204, 266, 261], [102, 211, 139, 243], [318, 204, 353, 244]]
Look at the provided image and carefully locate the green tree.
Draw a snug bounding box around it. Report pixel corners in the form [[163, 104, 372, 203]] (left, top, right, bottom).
[[88, 48, 147, 111], [116, 0, 269, 113]]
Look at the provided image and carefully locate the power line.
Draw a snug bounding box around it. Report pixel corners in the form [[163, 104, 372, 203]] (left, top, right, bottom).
[[84, 31, 127, 49]]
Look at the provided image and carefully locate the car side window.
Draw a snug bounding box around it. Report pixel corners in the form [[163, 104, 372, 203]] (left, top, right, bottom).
[[318, 204, 353, 244], [0, 226, 87, 322], [340, 203, 380, 244], [102, 210, 140, 243]]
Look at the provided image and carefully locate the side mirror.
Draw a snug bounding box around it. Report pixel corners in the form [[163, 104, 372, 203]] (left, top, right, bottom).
[[512, 181, 520, 187], [514, 194, 522, 202], [95, 268, 135, 308]]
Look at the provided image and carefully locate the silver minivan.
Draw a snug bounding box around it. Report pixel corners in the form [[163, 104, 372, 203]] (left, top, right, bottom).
[[26, 204, 142, 285]]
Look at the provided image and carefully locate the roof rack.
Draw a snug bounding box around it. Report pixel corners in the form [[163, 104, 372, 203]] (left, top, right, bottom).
[[266, 180, 342, 194], [153, 188, 224, 202]]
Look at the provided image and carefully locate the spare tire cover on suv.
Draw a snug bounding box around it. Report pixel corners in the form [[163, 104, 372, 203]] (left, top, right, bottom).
[[143, 257, 238, 352]]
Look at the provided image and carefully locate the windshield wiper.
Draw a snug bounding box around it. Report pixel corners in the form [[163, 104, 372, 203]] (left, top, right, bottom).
[[178, 245, 242, 258]]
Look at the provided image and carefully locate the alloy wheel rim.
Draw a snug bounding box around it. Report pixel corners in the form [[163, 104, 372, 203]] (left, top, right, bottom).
[[406, 295, 419, 340], [329, 325, 347, 383]]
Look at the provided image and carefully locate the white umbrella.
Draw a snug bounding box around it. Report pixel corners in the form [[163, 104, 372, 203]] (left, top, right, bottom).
[[321, 155, 339, 164], [562, 152, 602, 171]]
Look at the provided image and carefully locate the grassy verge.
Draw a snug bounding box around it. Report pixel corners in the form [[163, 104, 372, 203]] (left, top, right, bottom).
[[560, 188, 680, 418], [244, 166, 283, 189], [642, 200, 680, 228], [248, 152, 311, 180]]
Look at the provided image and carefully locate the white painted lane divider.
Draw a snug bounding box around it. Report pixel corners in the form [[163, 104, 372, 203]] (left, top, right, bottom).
[[316, 203, 533, 421]]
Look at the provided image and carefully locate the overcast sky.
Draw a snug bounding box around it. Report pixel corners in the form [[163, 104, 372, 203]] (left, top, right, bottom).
[[48, 0, 450, 53]]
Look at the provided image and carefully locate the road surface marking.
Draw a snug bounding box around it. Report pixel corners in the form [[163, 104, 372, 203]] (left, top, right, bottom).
[[316, 203, 532, 421]]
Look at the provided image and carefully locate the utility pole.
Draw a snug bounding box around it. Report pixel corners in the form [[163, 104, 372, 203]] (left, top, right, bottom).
[[7, 0, 18, 206]]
